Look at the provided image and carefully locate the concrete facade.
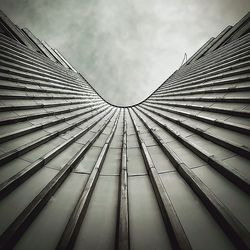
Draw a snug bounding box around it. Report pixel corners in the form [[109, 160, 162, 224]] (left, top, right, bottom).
[[0, 10, 249, 250]]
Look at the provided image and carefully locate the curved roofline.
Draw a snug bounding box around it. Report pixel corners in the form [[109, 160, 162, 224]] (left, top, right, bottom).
[[76, 11, 250, 108], [78, 70, 177, 108]]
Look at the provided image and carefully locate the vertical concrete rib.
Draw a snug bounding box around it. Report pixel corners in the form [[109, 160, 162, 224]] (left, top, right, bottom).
[[137, 106, 250, 194], [0, 109, 117, 250], [128, 109, 192, 250], [0, 106, 112, 200], [56, 109, 120, 250], [116, 108, 130, 250], [0, 10, 249, 250], [133, 108, 250, 250], [139, 105, 250, 159]]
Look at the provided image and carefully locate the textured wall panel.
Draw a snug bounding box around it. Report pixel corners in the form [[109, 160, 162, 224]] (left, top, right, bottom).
[[0, 11, 249, 250]]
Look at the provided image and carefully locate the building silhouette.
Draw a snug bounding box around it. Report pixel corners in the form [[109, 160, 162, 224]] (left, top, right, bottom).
[[0, 10, 249, 250]]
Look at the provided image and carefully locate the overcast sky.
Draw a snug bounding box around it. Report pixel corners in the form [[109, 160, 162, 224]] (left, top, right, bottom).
[[0, 0, 249, 105]]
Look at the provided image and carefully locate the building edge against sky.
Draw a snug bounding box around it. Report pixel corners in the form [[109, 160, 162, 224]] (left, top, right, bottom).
[[0, 10, 249, 250], [1, 9, 250, 107]]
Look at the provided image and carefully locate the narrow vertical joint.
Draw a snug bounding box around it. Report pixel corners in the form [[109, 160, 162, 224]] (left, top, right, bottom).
[[132, 108, 250, 250], [55, 109, 120, 250], [116, 108, 130, 250], [129, 108, 192, 250], [0, 109, 116, 250]]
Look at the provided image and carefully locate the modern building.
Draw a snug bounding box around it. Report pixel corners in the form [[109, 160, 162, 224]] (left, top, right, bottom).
[[0, 10, 249, 250]]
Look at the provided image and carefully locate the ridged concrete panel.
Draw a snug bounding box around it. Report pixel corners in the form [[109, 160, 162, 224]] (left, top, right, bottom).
[[0, 11, 249, 250]]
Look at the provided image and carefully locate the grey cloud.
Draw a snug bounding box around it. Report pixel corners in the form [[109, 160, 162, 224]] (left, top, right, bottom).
[[0, 0, 249, 105]]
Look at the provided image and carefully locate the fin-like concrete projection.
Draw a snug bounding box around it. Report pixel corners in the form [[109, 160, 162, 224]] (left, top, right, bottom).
[[0, 10, 249, 250]]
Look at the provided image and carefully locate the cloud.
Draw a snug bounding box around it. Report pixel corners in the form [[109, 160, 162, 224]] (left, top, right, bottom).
[[0, 0, 249, 105]]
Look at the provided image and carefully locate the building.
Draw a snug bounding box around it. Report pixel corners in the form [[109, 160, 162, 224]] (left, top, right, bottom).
[[0, 10, 249, 250]]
